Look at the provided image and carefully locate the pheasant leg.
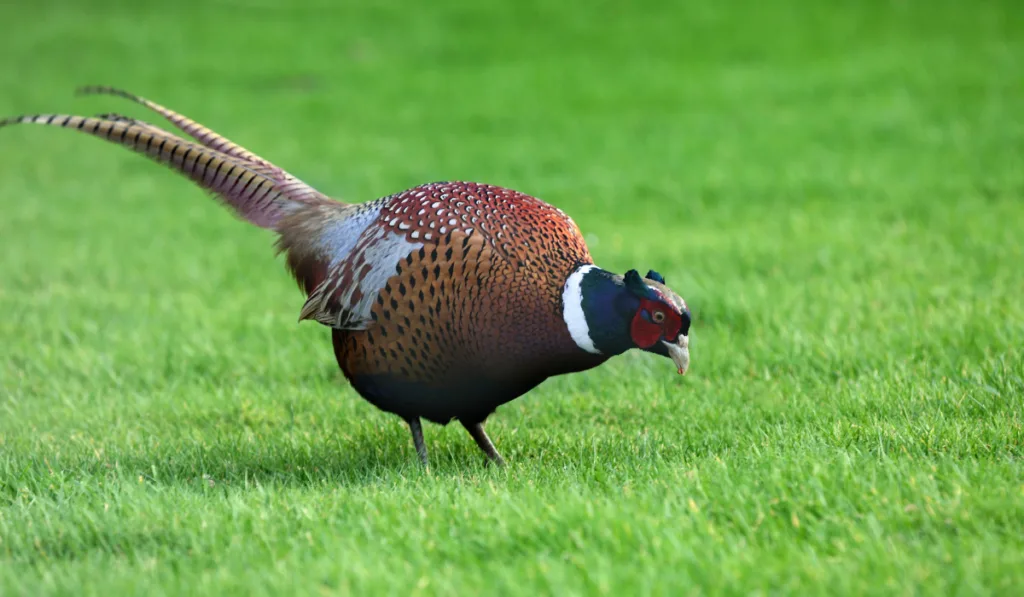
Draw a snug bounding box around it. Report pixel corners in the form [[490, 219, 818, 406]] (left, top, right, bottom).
[[462, 420, 506, 467], [407, 417, 429, 468]]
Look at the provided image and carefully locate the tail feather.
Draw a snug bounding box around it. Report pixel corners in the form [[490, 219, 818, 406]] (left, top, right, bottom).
[[93, 111, 294, 181], [2, 95, 360, 321], [0, 113, 324, 229], [76, 86, 324, 202], [94, 112, 176, 138]]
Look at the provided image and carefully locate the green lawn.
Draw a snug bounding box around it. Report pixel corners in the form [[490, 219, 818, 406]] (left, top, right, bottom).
[[1, 0, 1022, 594]]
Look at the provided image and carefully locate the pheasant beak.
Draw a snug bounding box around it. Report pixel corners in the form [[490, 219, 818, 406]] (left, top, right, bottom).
[[663, 336, 690, 375]]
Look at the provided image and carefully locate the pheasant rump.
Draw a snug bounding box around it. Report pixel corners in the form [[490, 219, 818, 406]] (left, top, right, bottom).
[[1, 88, 692, 467]]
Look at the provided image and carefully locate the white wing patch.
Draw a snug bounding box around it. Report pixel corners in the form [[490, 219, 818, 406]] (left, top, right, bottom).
[[317, 203, 384, 267], [299, 220, 422, 330], [336, 226, 423, 329]]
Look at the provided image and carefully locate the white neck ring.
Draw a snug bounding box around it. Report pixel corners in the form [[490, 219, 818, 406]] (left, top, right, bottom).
[[561, 264, 602, 354]]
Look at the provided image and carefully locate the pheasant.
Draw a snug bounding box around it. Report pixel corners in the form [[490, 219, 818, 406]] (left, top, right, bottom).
[[1, 87, 692, 467]]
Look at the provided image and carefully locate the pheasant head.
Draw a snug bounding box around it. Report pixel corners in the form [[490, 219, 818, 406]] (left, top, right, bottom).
[[562, 265, 692, 374]]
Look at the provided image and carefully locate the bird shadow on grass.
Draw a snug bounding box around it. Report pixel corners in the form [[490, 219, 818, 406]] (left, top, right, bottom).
[[56, 422, 511, 494]]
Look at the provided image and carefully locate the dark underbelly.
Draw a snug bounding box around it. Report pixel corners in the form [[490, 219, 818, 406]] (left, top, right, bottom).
[[330, 328, 606, 424], [344, 371, 548, 424]]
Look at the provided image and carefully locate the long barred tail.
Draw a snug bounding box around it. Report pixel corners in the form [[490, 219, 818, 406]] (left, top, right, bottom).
[[75, 86, 313, 195], [0, 89, 337, 229]]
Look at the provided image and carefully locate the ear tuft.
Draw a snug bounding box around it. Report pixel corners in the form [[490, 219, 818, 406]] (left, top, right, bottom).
[[624, 269, 651, 297], [645, 269, 665, 284]]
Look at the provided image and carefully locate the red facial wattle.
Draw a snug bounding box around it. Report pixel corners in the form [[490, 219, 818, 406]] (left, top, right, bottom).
[[629, 298, 684, 349]]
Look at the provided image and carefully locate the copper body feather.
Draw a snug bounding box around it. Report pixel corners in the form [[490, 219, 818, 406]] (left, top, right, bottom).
[[317, 182, 605, 425]]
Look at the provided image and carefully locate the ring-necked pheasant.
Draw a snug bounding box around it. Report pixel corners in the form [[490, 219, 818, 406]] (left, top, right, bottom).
[[1, 87, 692, 467]]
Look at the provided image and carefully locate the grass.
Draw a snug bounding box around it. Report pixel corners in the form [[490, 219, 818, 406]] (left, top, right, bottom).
[[1, 0, 1022, 594]]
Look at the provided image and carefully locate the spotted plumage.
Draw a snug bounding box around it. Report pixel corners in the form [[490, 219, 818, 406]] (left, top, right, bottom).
[[2, 87, 693, 467]]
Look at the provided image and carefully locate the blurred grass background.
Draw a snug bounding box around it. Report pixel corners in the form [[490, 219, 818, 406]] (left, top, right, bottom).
[[1, 0, 1022, 595]]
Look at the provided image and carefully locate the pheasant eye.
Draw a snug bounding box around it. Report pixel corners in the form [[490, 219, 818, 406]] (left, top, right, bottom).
[[652, 311, 665, 323]]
